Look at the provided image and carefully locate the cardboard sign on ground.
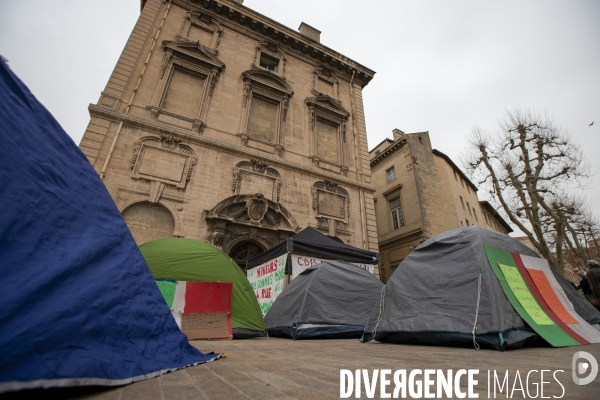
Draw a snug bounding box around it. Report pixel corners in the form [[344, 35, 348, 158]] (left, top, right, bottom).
[[181, 313, 230, 340]]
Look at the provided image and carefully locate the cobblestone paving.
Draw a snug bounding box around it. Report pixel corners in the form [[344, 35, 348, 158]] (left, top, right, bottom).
[[5, 339, 600, 399]]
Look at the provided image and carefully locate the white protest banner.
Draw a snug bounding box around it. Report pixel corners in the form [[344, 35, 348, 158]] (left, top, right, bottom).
[[247, 254, 287, 316], [290, 254, 375, 279]]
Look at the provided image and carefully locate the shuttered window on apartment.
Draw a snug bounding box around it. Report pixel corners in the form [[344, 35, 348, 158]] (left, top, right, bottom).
[[390, 196, 404, 230]]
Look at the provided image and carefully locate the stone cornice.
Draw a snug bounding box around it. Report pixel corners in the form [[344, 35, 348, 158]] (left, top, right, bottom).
[[370, 138, 407, 168], [173, 0, 375, 87], [89, 104, 376, 193], [479, 200, 513, 233]]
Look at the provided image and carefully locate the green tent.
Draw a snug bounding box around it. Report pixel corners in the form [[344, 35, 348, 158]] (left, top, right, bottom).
[[139, 238, 265, 338]]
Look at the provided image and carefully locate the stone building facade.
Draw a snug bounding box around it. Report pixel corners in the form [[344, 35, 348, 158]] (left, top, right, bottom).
[[78, 0, 379, 273], [369, 129, 512, 281]]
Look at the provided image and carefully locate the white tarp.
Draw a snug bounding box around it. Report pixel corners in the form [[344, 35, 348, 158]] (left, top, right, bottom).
[[247, 254, 287, 316], [290, 254, 375, 279]]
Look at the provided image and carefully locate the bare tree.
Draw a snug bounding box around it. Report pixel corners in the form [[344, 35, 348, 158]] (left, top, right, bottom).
[[561, 202, 600, 270], [463, 108, 597, 274]]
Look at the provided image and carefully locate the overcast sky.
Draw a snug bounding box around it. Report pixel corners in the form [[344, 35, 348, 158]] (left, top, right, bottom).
[[1, 0, 599, 227]]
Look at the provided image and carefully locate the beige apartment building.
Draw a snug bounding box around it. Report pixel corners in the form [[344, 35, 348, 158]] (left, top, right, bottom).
[[79, 0, 379, 272], [370, 129, 512, 281]]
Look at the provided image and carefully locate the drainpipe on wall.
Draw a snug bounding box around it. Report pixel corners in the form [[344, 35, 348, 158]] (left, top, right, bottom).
[[100, 1, 172, 180], [349, 70, 368, 252]]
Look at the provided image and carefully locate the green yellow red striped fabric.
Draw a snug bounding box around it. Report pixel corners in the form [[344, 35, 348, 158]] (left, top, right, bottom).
[[484, 245, 600, 347]]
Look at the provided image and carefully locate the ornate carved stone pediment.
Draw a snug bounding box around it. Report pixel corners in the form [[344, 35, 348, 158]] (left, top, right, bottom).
[[241, 69, 293, 96], [246, 193, 268, 222], [163, 39, 225, 73], [204, 194, 299, 251], [305, 95, 349, 119], [206, 193, 297, 229], [232, 160, 281, 202]]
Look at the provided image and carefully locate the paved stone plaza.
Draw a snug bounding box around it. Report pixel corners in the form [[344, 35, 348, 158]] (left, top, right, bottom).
[[10, 338, 598, 399]]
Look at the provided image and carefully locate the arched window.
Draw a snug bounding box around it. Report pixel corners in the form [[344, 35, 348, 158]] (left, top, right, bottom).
[[228, 241, 265, 272]]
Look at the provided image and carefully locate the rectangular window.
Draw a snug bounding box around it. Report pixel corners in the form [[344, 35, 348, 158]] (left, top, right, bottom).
[[473, 208, 478, 221], [390, 196, 404, 230], [467, 184, 471, 194], [466, 218, 470, 226], [453, 170, 458, 180], [467, 202, 472, 216], [316, 117, 340, 164], [259, 53, 279, 72], [387, 166, 396, 182], [247, 95, 279, 142], [460, 178, 464, 188], [460, 196, 465, 210], [162, 67, 206, 118]]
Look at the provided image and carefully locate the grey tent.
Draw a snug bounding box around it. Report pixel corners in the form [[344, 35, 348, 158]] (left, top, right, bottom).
[[265, 261, 384, 339], [361, 226, 600, 350]]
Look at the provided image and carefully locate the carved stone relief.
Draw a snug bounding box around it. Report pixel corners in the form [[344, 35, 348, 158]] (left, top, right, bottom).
[[232, 159, 281, 202], [312, 179, 350, 223], [131, 135, 197, 192], [204, 193, 298, 252]]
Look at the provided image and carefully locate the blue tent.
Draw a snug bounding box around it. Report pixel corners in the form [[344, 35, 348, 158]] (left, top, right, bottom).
[[0, 59, 218, 394]]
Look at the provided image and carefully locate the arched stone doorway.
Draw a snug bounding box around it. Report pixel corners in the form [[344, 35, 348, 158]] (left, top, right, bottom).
[[122, 202, 175, 245], [228, 241, 265, 272], [204, 193, 299, 259]]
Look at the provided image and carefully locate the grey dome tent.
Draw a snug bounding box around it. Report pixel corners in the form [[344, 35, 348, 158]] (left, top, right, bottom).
[[265, 261, 384, 339], [361, 226, 600, 350]]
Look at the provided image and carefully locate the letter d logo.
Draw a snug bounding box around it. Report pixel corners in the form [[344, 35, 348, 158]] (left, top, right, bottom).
[[572, 351, 598, 385]]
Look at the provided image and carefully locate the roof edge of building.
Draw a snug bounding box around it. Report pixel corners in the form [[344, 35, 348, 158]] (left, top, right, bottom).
[[190, 0, 376, 86], [479, 200, 513, 233], [431, 149, 478, 192]]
